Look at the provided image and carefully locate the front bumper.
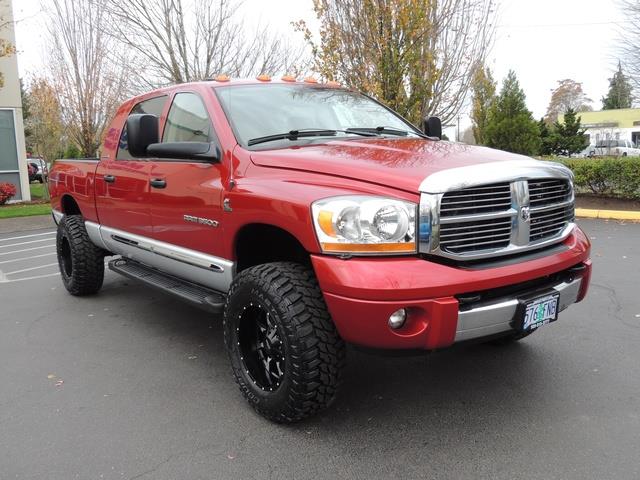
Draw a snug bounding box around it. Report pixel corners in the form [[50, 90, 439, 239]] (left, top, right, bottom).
[[312, 226, 591, 350]]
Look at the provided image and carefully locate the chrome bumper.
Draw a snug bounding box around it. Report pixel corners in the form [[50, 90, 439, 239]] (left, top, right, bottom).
[[454, 276, 583, 342]]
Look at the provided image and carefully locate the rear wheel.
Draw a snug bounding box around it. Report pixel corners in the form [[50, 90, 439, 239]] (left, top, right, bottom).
[[224, 262, 345, 423], [56, 215, 105, 295]]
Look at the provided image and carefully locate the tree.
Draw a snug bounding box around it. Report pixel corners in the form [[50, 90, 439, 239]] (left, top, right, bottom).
[[24, 78, 65, 165], [0, 15, 16, 89], [484, 71, 540, 155], [602, 62, 633, 110], [538, 118, 554, 156], [295, 0, 497, 125], [551, 108, 589, 156], [616, 0, 640, 91], [102, 0, 306, 88], [470, 65, 496, 145], [45, 0, 131, 157], [545, 79, 592, 123], [20, 79, 33, 150]]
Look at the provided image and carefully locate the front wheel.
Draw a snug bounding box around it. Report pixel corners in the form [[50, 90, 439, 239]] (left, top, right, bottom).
[[56, 215, 105, 295], [223, 262, 346, 423]]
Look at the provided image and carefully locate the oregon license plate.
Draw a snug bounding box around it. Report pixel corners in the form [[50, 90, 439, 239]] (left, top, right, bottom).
[[521, 293, 560, 331]]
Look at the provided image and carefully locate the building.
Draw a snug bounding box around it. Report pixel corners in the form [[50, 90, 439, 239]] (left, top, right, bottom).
[[569, 108, 640, 147], [0, 0, 29, 201]]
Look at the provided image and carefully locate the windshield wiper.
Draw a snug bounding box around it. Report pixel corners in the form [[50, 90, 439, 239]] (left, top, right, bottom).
[[347, 126, 424, 137], [247, 128, 376, 146]]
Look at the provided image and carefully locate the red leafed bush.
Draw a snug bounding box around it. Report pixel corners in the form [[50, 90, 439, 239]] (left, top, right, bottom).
[[0, 182, 17, 205]]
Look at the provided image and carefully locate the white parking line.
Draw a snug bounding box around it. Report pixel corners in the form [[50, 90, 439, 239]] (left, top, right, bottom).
[[4, 262, 59, 276], [0, 245, 55, 256], [0, 272, 60, 283], [0, 231, 55, 242], [0, 238, 56, 248], [0, 252, 56, 265]]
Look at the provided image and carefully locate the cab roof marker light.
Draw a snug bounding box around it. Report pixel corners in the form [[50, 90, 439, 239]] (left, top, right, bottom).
[[281, 75, 297, 82], [214, 75, 230, 82], [304, 77, 318, 84], [256, 74, 271, 82]]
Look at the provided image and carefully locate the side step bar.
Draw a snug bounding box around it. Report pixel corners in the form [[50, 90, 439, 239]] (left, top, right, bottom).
[[108, 258, 226, 314]]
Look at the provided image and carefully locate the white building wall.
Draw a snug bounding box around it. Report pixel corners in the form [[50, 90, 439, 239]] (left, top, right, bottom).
[[0, 0, 30, 202]]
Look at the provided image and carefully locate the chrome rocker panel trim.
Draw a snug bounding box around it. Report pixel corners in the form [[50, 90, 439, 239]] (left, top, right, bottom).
[[454, 274, 583, 342], [85, 221, 235, 293]]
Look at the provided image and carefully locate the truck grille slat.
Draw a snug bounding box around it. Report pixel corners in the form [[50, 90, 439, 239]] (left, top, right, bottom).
[[440, 225, 511, 239], [528, 179, 572, 208], [440, 182, 511, 217], [439, 217, 512, 253], [530, 204, 574, 242], [427, 177, 574, 258]]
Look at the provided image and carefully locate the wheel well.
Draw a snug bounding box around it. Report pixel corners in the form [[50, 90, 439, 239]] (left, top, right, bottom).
[[235, 224, 310, 272], [61, 195, 82, 216]]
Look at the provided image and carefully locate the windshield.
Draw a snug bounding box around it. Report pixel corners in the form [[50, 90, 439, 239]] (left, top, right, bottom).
[[215, 84, 420, 148]]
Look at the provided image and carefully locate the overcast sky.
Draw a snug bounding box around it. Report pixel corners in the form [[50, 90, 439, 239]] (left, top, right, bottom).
[[10, 0, 628, 125]]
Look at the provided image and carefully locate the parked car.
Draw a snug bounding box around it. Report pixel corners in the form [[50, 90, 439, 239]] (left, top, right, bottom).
[[30, 158, 49, 183], [594, 139, 640, 157], [27, 162, 38, 183], [578, 144, 596, 158], [49, 78, 592, 423]]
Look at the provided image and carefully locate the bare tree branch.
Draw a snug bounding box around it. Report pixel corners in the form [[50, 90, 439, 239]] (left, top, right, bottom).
[[100, 0, 309, 88], [45, 0, 131, 157], [616, 0, 640, 94]]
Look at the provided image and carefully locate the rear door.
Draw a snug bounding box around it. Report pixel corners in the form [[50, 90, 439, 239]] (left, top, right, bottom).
[[147, 90, 227, 256], [95, 95, 167, 236]]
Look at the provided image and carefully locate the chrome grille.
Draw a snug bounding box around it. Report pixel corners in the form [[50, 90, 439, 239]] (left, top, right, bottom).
[[439, 217, 512, 254], [440, 183, 512, 217], [530, 204, 575, 242], [419, 164, 576, 261], [528, 179, 572, 207]]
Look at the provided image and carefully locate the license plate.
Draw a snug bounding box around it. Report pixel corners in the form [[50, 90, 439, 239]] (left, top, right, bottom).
[[521, 293, 560, 331]]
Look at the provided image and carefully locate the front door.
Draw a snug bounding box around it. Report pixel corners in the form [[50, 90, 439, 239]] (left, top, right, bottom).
[[147, 91, 226, 257]]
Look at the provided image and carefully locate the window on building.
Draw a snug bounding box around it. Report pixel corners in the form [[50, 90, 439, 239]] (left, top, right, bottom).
[[0, 110, 18, 171]]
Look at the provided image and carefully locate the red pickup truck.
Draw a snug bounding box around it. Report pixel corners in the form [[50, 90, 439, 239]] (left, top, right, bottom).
[[49, 77, 592, 422]]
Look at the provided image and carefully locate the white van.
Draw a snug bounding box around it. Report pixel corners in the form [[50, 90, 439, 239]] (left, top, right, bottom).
[[594, 139, 640, 157]]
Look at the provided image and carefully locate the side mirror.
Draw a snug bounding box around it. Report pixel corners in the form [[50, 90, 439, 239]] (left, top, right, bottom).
[[146, 142, 219, 162], [126, 114, 159, 156], [423, 116, 442, 140]]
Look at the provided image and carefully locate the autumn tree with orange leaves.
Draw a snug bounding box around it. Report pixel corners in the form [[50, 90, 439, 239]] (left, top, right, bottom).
[[295, 0, 496, 126]]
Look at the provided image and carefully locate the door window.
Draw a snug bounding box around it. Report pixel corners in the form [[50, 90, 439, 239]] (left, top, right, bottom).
[[117, 96, 168, 159], [163, 93, 213, 143]]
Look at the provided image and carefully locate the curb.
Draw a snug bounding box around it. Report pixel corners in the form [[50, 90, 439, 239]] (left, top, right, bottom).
[[576, 208, 640, 221]]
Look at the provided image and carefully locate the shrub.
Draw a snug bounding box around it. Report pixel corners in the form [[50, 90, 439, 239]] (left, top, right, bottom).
[[0, 182, 17, 205], [550, 157, 640, 200]]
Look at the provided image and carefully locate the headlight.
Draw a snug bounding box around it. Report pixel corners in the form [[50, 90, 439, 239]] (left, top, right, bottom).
[[312, 196, 417, 254]]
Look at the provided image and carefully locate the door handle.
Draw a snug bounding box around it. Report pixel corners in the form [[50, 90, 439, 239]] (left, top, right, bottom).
[[104, 174, 116, 183], [150, 178, 167, 189]]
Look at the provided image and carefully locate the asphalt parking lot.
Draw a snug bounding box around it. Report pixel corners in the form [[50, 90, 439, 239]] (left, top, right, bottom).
[[1, 218, 639, 479]]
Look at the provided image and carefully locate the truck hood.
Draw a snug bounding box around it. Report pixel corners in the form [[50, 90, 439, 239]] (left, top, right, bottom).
[[249, 138, 535, 193]]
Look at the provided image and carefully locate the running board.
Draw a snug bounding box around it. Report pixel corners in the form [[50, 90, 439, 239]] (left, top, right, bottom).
[[108, 258, 226, 314]]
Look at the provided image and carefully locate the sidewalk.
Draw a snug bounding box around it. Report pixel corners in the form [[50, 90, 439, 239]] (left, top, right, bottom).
[[0, 214, 54, 234]]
